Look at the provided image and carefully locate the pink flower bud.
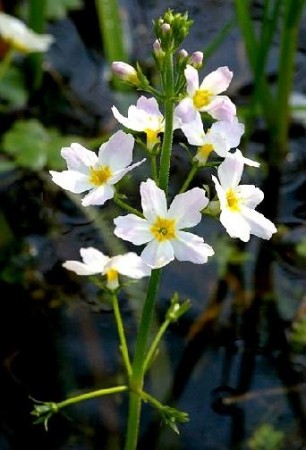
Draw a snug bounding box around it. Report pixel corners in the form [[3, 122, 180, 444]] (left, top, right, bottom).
[[178, 48, 189, 59], [153, 39, 164, 57], [189, 51, 204, 68], [111, 61, 138, 84]]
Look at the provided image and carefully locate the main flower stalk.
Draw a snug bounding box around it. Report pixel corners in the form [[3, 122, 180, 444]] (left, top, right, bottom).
[[124, 48, 175, 450]]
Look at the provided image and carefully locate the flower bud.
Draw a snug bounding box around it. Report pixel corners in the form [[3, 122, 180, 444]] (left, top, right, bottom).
[[111, 61, 139, 85], [189, 51, 204, 68], [178, 48, 188, 59], [153, 39, 164, 57], [161, 23, 171, 34]]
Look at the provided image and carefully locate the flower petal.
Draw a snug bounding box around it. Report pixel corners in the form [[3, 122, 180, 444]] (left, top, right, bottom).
[[168, 188, 208, 228], [238, 185, 264, 208], [204, 96, 236, 121], [98, 130, 135, 171], [50, 170, 91, 193], [81, 184, 114, 206], [200, 66, 233, 95], [63, 247, 110, 275], [217, 151, 244, 189], [111, 105, 143, 132], [219, 209, 251, 242], [180, 113, 205, 146], [241, 207, 277, 240], [141, 239, 174, 268], [61, 143, 98, 173], [212, 175, 227, 209], [211, 117, 245, 148], [174, 98, 198, 124], [110, 158, 146, 184], [185, 64, 199, 95], [136, 96, 163, 117], [172, 230, 214, 263], [62, 260, 100, 275], [114, 214, 152, 245], [110, 253, 151, 278], [140, 179, 167, 222], [80, 247, 110, 269]]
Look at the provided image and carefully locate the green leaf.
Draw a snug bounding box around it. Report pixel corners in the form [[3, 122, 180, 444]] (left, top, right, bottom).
[[0, 66, 28, 109], [2, 119, 87, 171]]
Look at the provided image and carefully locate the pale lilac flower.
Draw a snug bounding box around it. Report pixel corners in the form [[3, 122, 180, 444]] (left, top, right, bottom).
[[175, 64, 236, 123], [180, 114, 245, 165], [50, 130, 145, 207], [112, 96, 165, 150], [63, 247, 151, 290], [0, 12, 54, 53], [111, 61, 139, 85], [212, 150, 277, 242], [114, 178, 214, 269]]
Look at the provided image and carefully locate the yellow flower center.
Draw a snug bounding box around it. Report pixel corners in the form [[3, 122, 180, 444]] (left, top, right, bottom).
[[150, 216, 176, 242], [106, 268, 119, 290], [193, 89, 212, 109], [226, 188, 240, 211], [89, 165, 112, 186], [144, 129, 160, 150], [197, 143, 214, 159]]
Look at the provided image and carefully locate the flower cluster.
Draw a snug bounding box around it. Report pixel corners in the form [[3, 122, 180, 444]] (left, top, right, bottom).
[[50, 10, 277, 290]]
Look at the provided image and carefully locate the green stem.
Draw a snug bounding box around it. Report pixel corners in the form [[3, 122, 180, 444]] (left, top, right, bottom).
[[179, 164, 198, 193], [28, 0, 47, 90], [273, 0, 305, 165], [143, 319, 170, 373], [136, 388, 164, 411], [0, 48, 13, 81], [114, 196, 143, 217], [57, 385, 128, 410], [125, 269, 161, 450], [124, 47, 175, 450], [158, 50, 175, 193], [111, 292, 132, 377], [151, 153, 158, 183]]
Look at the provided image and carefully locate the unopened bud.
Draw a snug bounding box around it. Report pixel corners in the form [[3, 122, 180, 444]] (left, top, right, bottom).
[[161, 23, 171, 33], [178, 48, 188, 59], [153, 39, 164, 57], [189, 51, 203, 68], [111, 61, 139, 85]]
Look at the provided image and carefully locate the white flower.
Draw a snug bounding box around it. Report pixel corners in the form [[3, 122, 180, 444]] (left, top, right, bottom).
[[112, 96, 165, 150], [0, 12, 54, 53], [212, 150, 277, 242], [114, 178, 214, 269], [63, 247, 151, 290], [180, 114, 245, 165], [175, 64, 236, 124], [50, 130, 145, 207]]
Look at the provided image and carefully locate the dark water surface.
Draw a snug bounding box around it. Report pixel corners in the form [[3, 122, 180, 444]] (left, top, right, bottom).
[[1, 1, 306, 449]]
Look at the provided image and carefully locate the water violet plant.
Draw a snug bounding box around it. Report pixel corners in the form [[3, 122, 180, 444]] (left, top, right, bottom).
[[31, 9, 277, 450]]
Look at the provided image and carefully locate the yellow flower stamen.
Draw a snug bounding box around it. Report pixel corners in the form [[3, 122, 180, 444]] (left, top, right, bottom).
[[106, 268, 119, 290], [193, 89, 212, 109], [150, 216, 176, 242], [197, 143, 214, 159], [226, 188, 240, 212], [144, 129, 160, 150], [89, 166, 112, 186]]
